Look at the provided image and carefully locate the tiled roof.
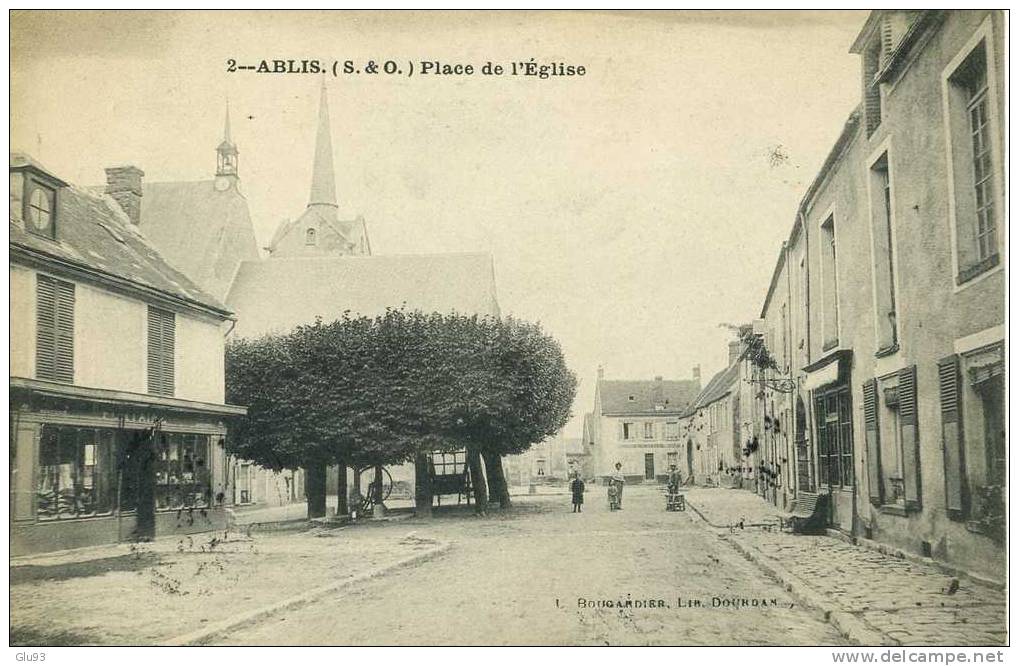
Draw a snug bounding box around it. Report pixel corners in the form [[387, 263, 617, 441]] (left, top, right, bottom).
[[685, 363, 740, 415], [226, 252, 500, 339], [10, 156, 229, 316], [139, 180, 261, 301], [597, 379, 700, 416]]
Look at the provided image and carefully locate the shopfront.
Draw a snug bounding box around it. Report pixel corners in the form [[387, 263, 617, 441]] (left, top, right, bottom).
[[10, 378, 244, 556], [802, 350, 855, 532]]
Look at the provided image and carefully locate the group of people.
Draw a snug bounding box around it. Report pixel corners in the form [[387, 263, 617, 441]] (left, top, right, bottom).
[[568, 462, 683, 513]]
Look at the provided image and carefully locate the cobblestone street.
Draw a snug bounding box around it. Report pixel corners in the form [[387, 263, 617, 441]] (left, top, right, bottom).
[[684, 488, 1007, 646], [220, 486, 848, 646]]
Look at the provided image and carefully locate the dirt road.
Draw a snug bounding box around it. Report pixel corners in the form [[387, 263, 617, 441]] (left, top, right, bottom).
[[220, 484, 849, 646]]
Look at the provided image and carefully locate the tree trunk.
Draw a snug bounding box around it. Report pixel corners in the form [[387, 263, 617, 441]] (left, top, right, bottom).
[[482, 450, 512, 509], [414, 450, 433, 518], [304, 462, 327, 519], [336, 461, 348, 516], [467, 446, 488, 515], [372, 465, 386, 518], [350, 467, 362, 518]]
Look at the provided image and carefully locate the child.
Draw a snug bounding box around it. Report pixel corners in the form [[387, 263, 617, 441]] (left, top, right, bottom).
[[570, 471, 585, 513]]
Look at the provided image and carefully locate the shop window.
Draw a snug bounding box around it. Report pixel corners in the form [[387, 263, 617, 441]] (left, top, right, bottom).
[[814, 386, 853, 489], [36, 425, 116, 520], [153, 433, 212, 511], [36, 275, 75, 383]]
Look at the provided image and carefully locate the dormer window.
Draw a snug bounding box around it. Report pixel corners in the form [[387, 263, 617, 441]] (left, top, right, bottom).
[[27, 185, 55, 237], [10, 156, 65, 240]]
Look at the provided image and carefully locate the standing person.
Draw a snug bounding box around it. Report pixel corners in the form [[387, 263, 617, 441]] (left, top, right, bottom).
[[667, 464, 682, 495], [611, 462, 626, 510], [569, 471, 585, 513]]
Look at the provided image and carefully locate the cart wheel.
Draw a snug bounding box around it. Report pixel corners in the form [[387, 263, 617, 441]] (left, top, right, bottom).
[[358, 466, 394, 502]]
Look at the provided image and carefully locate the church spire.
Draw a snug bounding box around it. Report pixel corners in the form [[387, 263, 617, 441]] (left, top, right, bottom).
[[216, 99, 238, 179], [308, 81, 338, 208]]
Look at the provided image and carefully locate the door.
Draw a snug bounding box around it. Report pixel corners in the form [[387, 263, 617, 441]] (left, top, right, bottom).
[[686, 440, 694, 478], [644, 453, 655, 480]]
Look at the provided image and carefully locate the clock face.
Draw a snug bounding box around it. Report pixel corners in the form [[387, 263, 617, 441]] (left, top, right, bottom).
[[214, 176, 231, 192], [27, 186, 54, 234]]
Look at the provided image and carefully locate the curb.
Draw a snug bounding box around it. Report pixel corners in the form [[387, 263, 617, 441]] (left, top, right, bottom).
[[160, 539, 453, 646], [685, 500, 892, 646], [721, 534, 893, 646]]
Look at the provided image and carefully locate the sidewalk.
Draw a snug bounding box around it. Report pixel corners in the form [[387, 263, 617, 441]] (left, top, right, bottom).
[[10, 525, 445, 646], [684, 487, 1007, 646]]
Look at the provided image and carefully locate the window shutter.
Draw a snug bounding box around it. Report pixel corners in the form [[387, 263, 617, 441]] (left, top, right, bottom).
[[898, 365, 921, 510], [55, 280, 75, 383], [863, 378, 883, 506], [147, 307, 175, 396], [939, 355, 967, 520], [35, 275, 74, 383], [36, 276, 57, 380]]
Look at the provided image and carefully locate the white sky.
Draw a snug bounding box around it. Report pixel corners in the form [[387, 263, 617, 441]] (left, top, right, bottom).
[[11, 10, 869, 437]]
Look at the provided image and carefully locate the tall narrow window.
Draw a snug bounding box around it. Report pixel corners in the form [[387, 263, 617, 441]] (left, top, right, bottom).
[[147, 307, 175, 396], [36, 275, 75, 383], [820, 215, 839, 349], [870, 153, 898, 353], [946, 38, 1000, 284]]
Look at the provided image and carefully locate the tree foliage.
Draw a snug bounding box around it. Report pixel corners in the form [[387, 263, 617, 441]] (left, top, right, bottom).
[[225, 309, 577, 476]]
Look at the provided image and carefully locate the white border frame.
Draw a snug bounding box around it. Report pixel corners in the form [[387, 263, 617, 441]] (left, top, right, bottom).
[[941, 14, 1005, 293]]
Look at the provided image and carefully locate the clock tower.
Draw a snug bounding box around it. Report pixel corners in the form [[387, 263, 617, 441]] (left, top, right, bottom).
[[215, 101, 239, 191]]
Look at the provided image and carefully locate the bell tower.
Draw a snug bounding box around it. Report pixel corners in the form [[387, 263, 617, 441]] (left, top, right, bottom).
[[215, 101, 239, 185]]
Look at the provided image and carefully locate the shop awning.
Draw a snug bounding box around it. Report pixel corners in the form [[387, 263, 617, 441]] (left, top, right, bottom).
[[10, 377, 247, 418], [801, 349, 853, 392]]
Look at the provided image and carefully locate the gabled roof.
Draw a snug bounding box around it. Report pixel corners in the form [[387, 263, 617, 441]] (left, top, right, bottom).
[[596, 379, 699, 416], [686, 363, 740, 415], [226, 252, 500, 339], [138, 179, 260, 301], [10, 156, 229, 317]]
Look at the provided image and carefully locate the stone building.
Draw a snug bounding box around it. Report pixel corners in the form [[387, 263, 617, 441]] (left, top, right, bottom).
[[748, 10, 1004, 581], [9, 154, 244, 555], [503, 432, 589, 485], [681, 352, 741, 488], [587, 368, 701, 484]]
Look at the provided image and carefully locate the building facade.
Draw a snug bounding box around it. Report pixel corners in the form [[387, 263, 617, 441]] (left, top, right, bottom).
[[588, 369, 701, 484], [10, 154, 245, 555], [744, 10, 1005, 581]]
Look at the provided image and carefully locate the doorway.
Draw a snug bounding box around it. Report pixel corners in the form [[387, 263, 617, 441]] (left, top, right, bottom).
[[644, 453, 655, 481]]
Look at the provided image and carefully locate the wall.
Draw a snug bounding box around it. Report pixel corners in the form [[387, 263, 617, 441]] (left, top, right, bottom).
[[848, 10, 1005, 580], [11, 262, 228, 405]]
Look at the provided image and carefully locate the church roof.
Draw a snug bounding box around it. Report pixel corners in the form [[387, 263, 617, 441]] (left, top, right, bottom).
[[10, 158, 228, 316], [138, 179, 261, 301], [226, 252, 500, 339], [596, 379, 699, 416]]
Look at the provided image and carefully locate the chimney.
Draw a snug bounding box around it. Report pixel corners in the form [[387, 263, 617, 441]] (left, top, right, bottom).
[[597, 365, 605, 380], [105, 165, 145, 225], [692, 365, 701, 388], [729, 340, 742, 367]]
